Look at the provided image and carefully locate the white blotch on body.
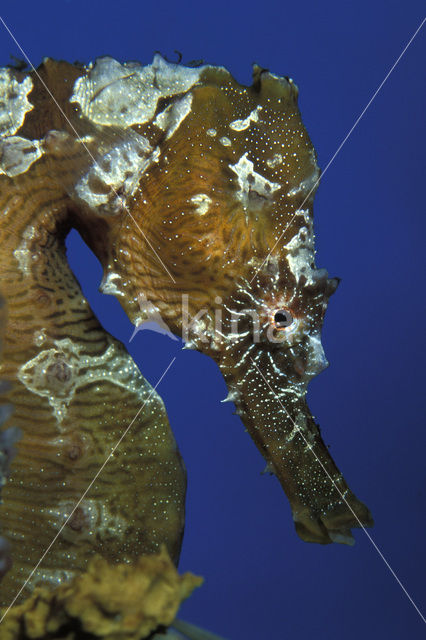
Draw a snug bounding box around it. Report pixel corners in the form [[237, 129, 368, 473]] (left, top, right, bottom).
[[74, 133, 158, 214], [153, 93, 193, 139], [0, 136, 43, 177], [190, 193, 212, 215], [266, 153, 283, 168], [219, 136, 232, 147], [229, 105, 262, 131], [17, 337, 155, 427], [285, 225, 315, 283], [0, 70, 33, 137], [229, 152, 280, 208], [71, 55, 204, 127]]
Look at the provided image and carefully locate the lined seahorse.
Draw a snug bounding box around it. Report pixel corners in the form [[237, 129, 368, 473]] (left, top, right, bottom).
[[0, 55, 372, 606]]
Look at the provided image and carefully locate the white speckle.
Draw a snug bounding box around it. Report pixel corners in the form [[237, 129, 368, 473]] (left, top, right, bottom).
[[71, 55, 204, 127], [229, 105, 262, 131], [0, 136, 42, 177], [219, 136, 232, 147], [190, 193, 212, 215], [33, 329, 47, 347], [0, 70, 33, 136]]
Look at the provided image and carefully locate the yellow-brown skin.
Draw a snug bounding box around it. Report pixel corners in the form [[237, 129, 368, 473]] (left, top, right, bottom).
[[0, 61, 186, 605], [0, 56, 372, 608]]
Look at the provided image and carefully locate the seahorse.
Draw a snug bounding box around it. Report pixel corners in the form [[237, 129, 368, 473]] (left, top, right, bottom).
[[0, 55, 372, 606]]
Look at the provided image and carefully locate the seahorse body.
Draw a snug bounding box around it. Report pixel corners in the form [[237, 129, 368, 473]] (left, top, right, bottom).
[[0, 59, 187, 604], [0, 55, 372, 605]]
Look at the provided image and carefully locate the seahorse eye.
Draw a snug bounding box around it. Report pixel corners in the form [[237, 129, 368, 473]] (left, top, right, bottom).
[[274, 309, 293, 328]]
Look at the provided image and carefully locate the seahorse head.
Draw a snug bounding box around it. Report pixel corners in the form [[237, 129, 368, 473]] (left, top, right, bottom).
[[58, 55, 372, 544]]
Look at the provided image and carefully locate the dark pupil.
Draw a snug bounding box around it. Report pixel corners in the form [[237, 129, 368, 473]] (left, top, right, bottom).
[[274, 310, 292, 327]]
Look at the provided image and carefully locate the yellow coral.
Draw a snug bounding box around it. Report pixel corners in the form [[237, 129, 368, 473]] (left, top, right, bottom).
[[0, 546, 202, 640]]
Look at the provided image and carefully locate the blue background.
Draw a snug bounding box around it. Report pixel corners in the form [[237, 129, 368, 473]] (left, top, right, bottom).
[[0, 2, 425, 638]]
